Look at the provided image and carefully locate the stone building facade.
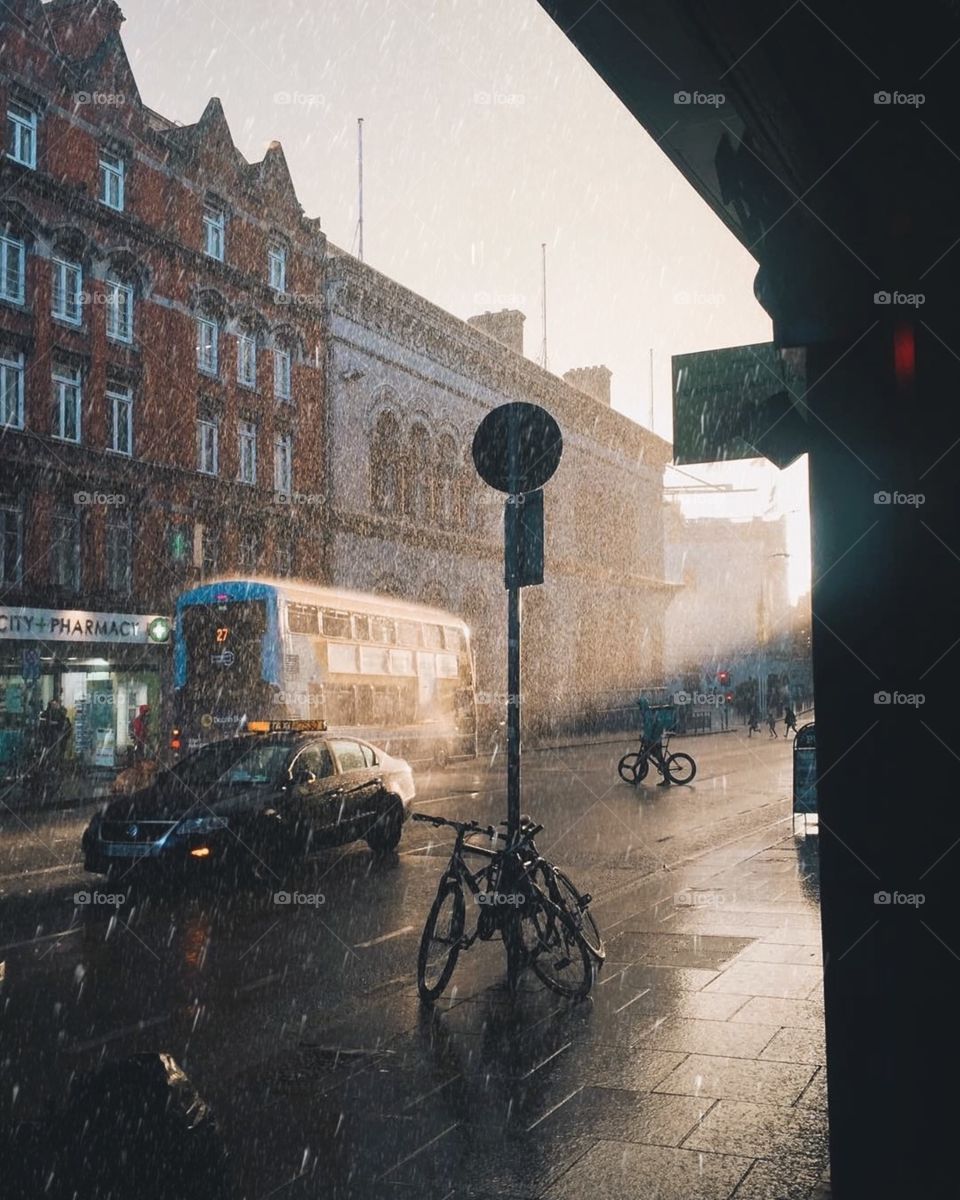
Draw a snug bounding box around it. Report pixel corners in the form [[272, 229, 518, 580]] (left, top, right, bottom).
[[323, 251, 676, 734]]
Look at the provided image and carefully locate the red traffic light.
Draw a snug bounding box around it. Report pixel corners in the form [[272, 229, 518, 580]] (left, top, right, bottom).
[[725, 692, 734, 704], [718, 671, 730, 686]]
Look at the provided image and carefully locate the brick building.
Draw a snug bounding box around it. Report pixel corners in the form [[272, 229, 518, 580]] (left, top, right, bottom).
[[0, 0, 326, 768]]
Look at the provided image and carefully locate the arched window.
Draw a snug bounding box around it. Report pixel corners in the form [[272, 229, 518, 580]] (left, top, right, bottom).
[[371, 411, 404, 514], [435, 434, 458, 528], [405, 424, 432, 521]]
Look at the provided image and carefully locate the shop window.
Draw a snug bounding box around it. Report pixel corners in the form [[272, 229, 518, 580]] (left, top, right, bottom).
[[0, 492, 23, 584], [106, 508, 132, 596]]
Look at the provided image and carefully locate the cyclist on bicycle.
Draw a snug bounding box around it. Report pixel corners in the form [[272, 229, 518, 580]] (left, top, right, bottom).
[[637, 698, 672, 786]]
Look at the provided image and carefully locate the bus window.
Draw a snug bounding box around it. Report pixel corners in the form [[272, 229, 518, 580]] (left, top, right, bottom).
[[443, 626, 463, 652], [359, 645, 390, 675], [322, 609, 352, 638], [389, 648, 415, 675], [328, 643, 358, 673], [374, 686, 399, 724], [436, 652, 458, 678], [371, 616, 396, 644], [396, 620, 419, 647], [288, 604, 319, 635], [354, 614, 371, 641], [327, 686, 356, 725], [422, 624, 443, 650]]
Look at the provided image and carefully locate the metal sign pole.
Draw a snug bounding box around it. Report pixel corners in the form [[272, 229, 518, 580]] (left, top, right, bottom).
[[507, 575, 521, 842]]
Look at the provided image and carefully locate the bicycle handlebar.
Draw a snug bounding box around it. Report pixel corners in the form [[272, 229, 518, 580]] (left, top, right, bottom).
[[412, 812, 544, 844]]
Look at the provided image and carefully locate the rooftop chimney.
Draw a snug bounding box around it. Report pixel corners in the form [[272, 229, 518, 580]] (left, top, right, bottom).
[[563, 365, 612, 406], [466, 309, 525, 357]]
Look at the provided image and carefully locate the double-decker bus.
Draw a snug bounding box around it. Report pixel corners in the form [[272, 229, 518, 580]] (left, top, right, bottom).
[[172, 579, 478, 763]]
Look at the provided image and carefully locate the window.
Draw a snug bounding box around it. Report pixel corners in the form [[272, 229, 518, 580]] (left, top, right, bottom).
[[106, 508, 132, 596], [52, 506, 80, 590], [107, 384, 133, 455], [52, 258, 83, 325], [197, 411, 218, 475], [288, 604, 319, 635], [238, 420, 257, 484], [275, 539, 293, 576], [0, 234, 26, 305], [7, 103, 37, 168], [203, 204, 225, 261], [397, 620, 419, 646], [371, 411, 404, 513], [52, 362, 81, 442], [330, 739, 366, 772], [197, 316, 218, 374], [406, 425, 431, 520], [274, 348, 291, 399], [237, 332, 257, 387], [0, 492, 23, 585], [292, 742, 334, 780], [268, 243, 286, 292], [0, 349, 24, 428], [99, 151, 125, 210], [322, 609, 352, 639], [422, 624, 443, 650], [239, 530, 258, 571], [106, 277, 134, 343], [274, 431, 292, 494]]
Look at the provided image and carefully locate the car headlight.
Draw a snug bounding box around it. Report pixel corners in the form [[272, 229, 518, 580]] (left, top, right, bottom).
[[176, 816, 229, 834]]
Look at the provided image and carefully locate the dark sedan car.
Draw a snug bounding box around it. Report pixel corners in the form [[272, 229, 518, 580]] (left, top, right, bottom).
[[82, 722, 415, 880]]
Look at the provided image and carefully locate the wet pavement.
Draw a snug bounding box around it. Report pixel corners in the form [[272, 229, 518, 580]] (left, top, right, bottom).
[[0, 730, 827, 1198]]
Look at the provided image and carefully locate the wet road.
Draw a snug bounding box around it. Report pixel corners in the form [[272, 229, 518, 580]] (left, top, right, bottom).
[[0, 728, 805, 1196]]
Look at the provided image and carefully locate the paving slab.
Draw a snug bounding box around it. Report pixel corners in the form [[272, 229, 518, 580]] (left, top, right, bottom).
[[703, 962, 823, 999], [759, 1027, 826, 1065], [638, 1016, 780, 1058], [728, 996, 824, 1029], [542, 1140, 752, 1200], [653, 1053, 817, 1106], [683, 1099, 828, 1164]]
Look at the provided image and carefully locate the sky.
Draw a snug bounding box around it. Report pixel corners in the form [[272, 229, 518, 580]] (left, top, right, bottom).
[[118, 0, 810, 599]]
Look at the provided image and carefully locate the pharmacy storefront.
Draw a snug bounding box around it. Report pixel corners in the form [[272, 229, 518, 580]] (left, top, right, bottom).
[[0, 607, 171, 775]]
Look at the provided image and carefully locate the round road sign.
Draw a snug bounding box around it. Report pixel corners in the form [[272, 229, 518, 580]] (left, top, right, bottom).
[[472, 402, 563, 494]]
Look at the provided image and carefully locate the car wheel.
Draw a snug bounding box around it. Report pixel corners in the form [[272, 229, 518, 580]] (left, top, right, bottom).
[[366, 793, 404, 853]]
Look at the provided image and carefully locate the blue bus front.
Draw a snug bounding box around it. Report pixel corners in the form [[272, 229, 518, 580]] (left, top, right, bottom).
[[173, 581, 283, 751]]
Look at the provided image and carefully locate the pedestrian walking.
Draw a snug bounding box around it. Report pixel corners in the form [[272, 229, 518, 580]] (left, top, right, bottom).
[[767, 710, 779, 738], [784, 707, 798, 738], [747, 708, 761, 737], [132, 703, 151, 760]]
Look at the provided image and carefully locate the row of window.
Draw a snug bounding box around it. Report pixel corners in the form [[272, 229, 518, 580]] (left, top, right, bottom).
[[198, 411, 293, 491], [0, 349, 295, 484], [6, 102, 290, 287], [286, 602, 463, 652], [0, 234, 294, 398], [0, 493, 298, 595], [1, 233, 133, 339], [196, 314, 292, 397]]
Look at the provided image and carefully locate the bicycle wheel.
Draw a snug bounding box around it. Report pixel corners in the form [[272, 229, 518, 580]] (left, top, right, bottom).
[[522, 895, 595, 999], [618, 753, 649, 784], [417, 881, 465, 1003], [665, 752, 697, 785], [541, 865, 605, 962]]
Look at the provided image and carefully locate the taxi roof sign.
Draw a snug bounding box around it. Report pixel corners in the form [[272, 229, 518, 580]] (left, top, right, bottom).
[[246, 719, 328, 733]]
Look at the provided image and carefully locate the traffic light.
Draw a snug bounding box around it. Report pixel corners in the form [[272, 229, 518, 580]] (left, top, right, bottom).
[[718, 670, 730, 687], [725, 691, 734, 704]]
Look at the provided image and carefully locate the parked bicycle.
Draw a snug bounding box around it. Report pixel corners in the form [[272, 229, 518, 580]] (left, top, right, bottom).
[[618, 731, 697, 786], [413, 812, 600, 1004]]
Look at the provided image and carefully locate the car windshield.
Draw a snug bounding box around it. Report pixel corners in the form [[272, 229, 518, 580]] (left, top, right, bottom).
[[168, 739, 292, 790]]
